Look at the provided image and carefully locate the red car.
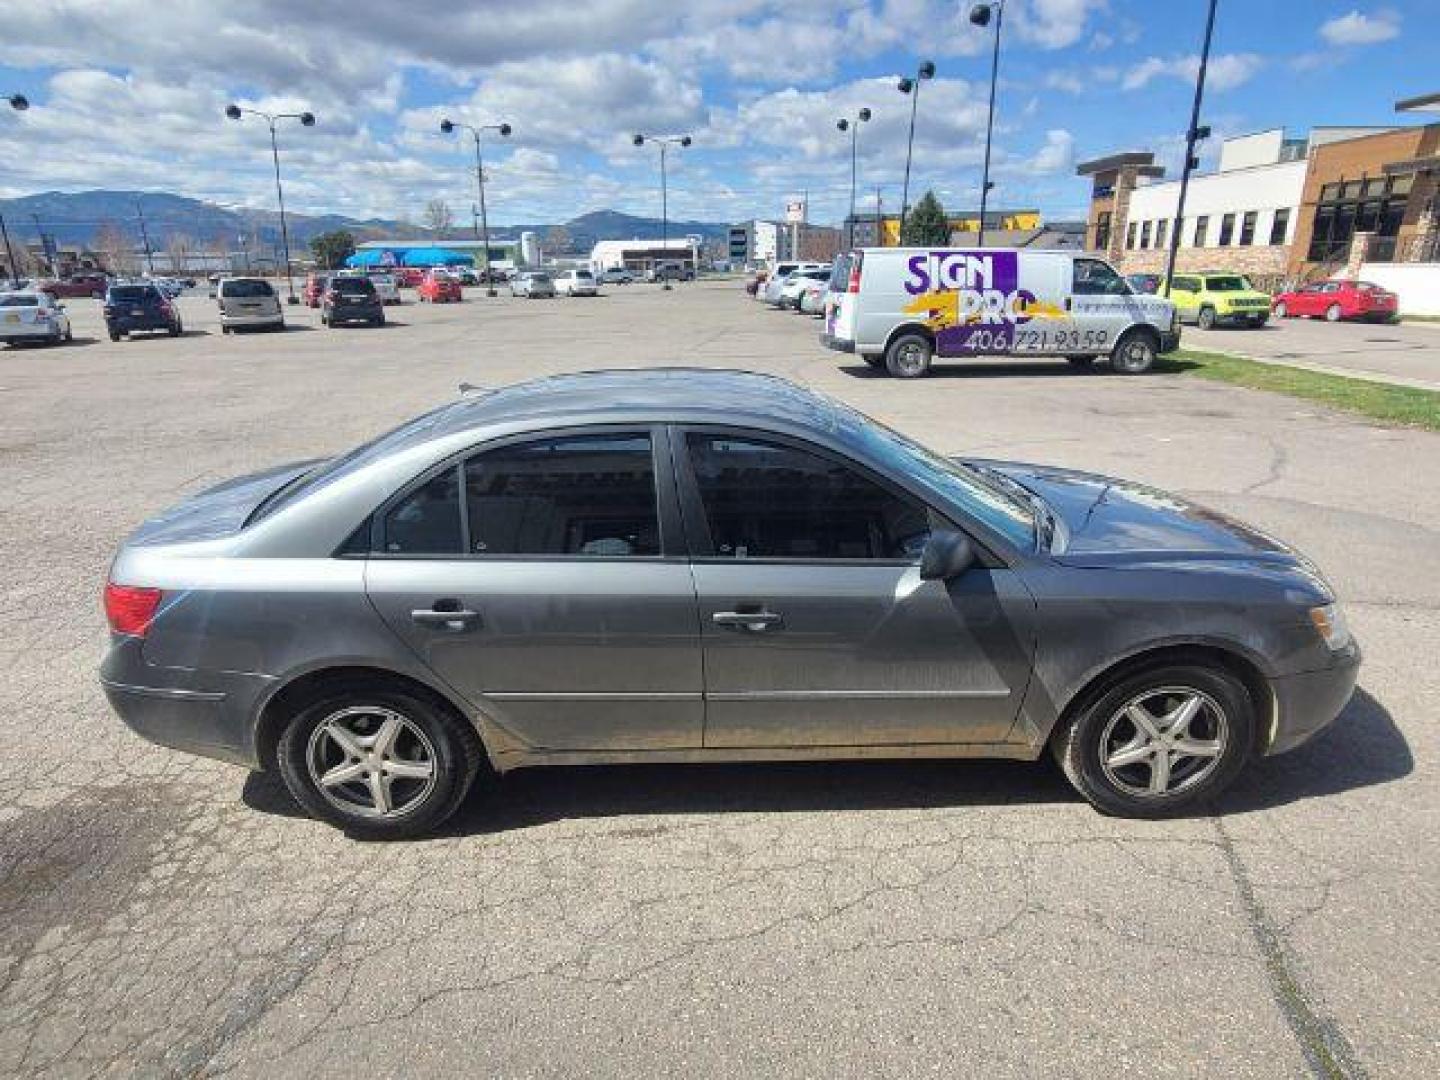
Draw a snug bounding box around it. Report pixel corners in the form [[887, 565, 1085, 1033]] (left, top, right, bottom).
[[301, 274, 330, 308], [1272, 279, 1398, 323], [41, 273, 110, 299], [417, 270, 462, 303], [396, 266, 425, 288]]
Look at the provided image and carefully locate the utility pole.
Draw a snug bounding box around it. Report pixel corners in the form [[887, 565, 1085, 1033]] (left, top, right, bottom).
[[136, 199, 155, 275], [0, 213, 19, 287], [1163, 0, 1218, 298], [31, 213, 51, 276], [875, 186, 885, 246]]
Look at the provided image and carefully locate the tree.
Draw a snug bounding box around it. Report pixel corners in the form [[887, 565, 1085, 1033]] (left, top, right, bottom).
[[94, 222, 134, 276], [165, 232, 194, 275], [543, 226, 572, 255], [901, 189, 950, 246], [423, 199, 454, 236], [310, 230, 356, 271]]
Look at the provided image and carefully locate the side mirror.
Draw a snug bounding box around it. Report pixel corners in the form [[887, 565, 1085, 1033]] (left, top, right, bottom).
[[919, 530, 977, 581]]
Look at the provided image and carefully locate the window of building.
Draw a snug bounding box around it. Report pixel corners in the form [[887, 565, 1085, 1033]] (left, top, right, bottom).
[[684, 434, 930, 560], [1307, 174, 1412, 263], [1269, 208, 1290, 246], [1239, 211, 1257, 246], [1139, 221, 1151, 249], [1154, 219, 1168, 250], [1192, 216, 1209, 247], [1094, 211, 1112, 251], [1218, 213, 1236, 246], [1126, 222, 1137, 250]]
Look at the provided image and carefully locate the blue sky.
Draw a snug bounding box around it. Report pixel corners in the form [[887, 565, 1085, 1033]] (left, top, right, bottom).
[[0, 1, 1428, 229]]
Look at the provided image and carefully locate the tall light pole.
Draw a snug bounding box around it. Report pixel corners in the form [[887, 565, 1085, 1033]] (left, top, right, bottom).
[[225, 104, 315, 304], [837, 108, 872, 250], [1163, 0, 1218, 299], [969, 3, 1004, 248], [633, 133, 692, 290], [440, 117, 512, 296], [896, 60, 936, 244], [2, 94, 28, 286]]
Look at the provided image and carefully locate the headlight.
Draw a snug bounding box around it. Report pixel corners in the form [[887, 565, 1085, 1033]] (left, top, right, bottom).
[[1308, 603, 1351, 651]]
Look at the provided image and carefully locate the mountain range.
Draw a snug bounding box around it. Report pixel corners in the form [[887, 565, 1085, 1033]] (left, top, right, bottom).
[[0, 191, 732, 253]]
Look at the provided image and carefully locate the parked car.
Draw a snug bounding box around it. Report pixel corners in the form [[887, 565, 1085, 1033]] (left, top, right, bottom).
[[146, 276, 185, 299], [217, 277, 284, 333], [554, 269, 599, 297], [510, 272, 556, 298], [302, 274, 330, 308], [645, 263, 692, 283], [42, 273, 110, 299], [417, 270, 463, 304], [759, 262, 826, 305], [103, 282, 182, 340], [1164, 273, 1271, 329], [776, 267, 832, 309], [600, 267, 634, 285], [454, 268, 479, 287], [1125, 273, 1162, 295], [321, 275, 385, 327], [100, 368, 1360, 838], [824, 248, 1179, 377], [397, 267, 426, 288], [0, 290, 73, 346], [1271, 279, 1398, 323], [798, 279, 829, 317], [365, 273, 402, 305]]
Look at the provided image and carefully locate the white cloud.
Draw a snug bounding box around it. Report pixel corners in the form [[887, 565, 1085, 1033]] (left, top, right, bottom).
[[1029, 129, 1075, 173], [1319, 9, 1401, 45], [1123, 53, 1264, 93], [1010, 0, 1108, 50], [1044, 72, 1086, 94]]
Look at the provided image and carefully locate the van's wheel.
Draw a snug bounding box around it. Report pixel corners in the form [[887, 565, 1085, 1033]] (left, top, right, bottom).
[[1325, 303, 1342, 322], [1197, 306, 1217, 330], [1051, 663, 1254, 818], [1273, 301, 1288, 319], [1110, 331, 1157, 374], [1066, 355, 1097, 369], [885, 333, 934, 378], [277, 685, 483, 839]]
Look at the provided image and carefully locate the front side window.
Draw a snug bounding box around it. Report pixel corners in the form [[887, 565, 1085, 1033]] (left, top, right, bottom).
[[686, 434, 930, 560], [1204, 275, 1250, 292], [464, 433, 659, 557], [1073, 258, 1128, 295]]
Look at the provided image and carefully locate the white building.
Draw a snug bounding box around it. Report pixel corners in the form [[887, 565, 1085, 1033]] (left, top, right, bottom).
[[589, 237, 700, 274]]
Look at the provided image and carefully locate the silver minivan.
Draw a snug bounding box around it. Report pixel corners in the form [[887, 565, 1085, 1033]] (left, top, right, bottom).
[[822, 248, 1180, 377], [217, 277, 284, 333]]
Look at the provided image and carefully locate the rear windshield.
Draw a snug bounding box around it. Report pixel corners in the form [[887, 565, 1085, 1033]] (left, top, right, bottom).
[[220, 279, 274, 298], [0, 294, 42, 307], [109, 286, 157, 302], [829, 255, 852, 290], [530, 274, 551, 283], [1204, 275, 1250, 292], [573, 270, 594, 278], [332, 278, 376, 295]]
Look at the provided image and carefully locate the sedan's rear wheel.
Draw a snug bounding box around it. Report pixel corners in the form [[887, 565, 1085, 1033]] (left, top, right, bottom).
[[1052, 663, 1254, 817], [278, 687, 481, 839]]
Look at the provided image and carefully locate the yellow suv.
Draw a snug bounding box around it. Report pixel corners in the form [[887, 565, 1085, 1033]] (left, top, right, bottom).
[[1164, 273, 1272, 330]]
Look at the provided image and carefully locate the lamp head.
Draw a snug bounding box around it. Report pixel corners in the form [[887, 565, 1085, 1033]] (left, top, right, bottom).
[[898, 77, 914, 94], [858, 107, 872, 122], [968, 4, 992, 27], [498, 122, 512, 137], [633, 133, 645, 146], [919, 60, 936, 80], [837, 118, 849, 132], [439, 118, 455, 134], [299, 111, 315, 127], [8, 94, 29, 111], [680, 135, 692, 147], [225, 103, 242, 120]]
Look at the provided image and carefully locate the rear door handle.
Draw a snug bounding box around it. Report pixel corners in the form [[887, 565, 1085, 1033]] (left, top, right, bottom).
[[712, 611, 783, 632], [410, 606, 479, 631]]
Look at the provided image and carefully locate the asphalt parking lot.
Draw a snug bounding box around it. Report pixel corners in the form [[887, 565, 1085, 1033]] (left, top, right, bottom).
[[1, 281, 1436, 1078]]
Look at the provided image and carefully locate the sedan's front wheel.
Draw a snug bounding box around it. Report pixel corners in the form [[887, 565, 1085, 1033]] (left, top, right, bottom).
[[1052, 663, 1254, 817], [277, 687, 482, 839]]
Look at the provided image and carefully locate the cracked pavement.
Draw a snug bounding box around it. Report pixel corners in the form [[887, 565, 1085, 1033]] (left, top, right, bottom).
[[1, 283, 1435, 1077]]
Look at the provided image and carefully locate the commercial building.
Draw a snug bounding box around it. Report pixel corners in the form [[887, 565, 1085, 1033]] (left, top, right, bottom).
[[353, 236, 529, 272], [728, 219, 842, 267], [1076, 96, 1440, 305], [589, 237, 700, 276], [843, 209, 1042, 248]]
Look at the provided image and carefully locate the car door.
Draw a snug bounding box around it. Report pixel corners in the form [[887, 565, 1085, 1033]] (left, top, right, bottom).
[[1067, 257, 1135, 353], [675, 428, 1035, 748], [364, 426, 705, 752]]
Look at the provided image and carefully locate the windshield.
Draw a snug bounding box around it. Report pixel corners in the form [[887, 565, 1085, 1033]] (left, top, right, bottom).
[[1205, 275, 1251, 292], [833, 405, 1036, 550]]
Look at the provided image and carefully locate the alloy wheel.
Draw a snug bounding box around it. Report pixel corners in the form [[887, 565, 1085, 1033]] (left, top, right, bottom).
[[895, 342, 927, 375], [1098, 687, 1227, 798], [305, 705, 438, 818]]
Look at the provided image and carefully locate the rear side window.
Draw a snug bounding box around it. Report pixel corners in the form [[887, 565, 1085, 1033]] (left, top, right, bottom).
[[220, 279, 274, 298], [383, 469, 463, 555], [685, 434, 929, 560]]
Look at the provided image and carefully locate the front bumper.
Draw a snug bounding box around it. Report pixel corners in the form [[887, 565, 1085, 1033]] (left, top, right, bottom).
[[1159, 329, 1181, 353], [1220, 309, 1269, 325], [820, 332, 856, 354], [1265, 647, 1361, 756]]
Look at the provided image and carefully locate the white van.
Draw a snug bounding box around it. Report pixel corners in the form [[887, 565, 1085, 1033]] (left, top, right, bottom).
[[822, 248, 1179, 377]]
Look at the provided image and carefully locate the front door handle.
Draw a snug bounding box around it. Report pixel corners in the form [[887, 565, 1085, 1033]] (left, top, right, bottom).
[[712, 611, 783, 632], [410, 605, 479, 631]]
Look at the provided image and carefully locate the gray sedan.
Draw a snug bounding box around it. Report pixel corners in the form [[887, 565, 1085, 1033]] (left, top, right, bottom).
[[101, 369, 1359, 838]]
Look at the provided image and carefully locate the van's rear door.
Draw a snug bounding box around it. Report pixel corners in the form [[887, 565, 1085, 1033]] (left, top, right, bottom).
[[826, 252, 860, 347]]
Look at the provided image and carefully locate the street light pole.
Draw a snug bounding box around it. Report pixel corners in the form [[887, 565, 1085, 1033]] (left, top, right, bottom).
[[1163, 0, 1218, 299], [837, 108, 872, 249], [633, 133, 692, 290], [225, 104, 315, 304], [441, 118, 512, 296], [4, 98, 32, 283], [970, 3, 1005, 248], [136, 199, 155, 276], [896, 60, 935, 244]]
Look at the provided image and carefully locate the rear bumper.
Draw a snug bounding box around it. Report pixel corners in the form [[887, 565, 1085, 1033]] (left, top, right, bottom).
[[220, 312, 283, 328], [0, 323, 59, 341], [328, 307, 383, 323], [821, 332, 856, 354], [106, 317, 172, 333], [1265, 648, 1361, 756]]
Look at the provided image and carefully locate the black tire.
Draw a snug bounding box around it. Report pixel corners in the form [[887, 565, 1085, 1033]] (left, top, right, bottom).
[[1325, 303, 1342, 322], [1197, 306, 1217, 331], [1066, 355, 1097, 369], [1110, 330, 1157, 374], [109, 331, 121, 341], [861, 354, 885, 369], [277, 685, 482, 839], [64, 326, 74, 342], [884, 332, 934, 378], [1051, 662, 1254, 818], [373, 313, 385, 327], [169, 321, 182, 337]]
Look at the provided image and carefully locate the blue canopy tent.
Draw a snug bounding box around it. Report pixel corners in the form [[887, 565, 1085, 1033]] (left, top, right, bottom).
[[344, 247, 474, 268]]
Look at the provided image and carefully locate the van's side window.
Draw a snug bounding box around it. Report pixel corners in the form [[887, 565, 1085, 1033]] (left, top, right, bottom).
[[1073, 259, 1128, 296]]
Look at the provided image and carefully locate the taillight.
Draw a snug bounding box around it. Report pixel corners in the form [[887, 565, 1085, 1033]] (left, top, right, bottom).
[[105, 583, 163, 636], [847, 253, 863, 293]]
